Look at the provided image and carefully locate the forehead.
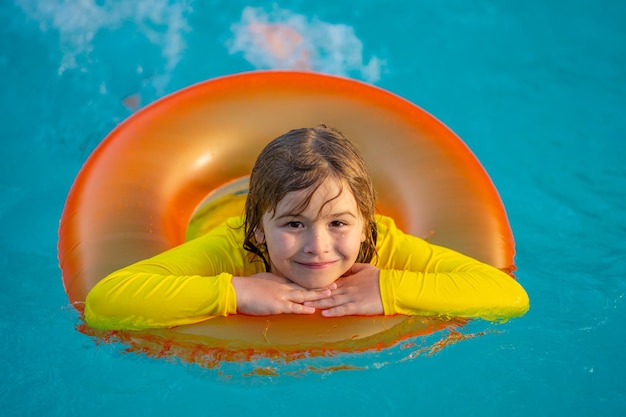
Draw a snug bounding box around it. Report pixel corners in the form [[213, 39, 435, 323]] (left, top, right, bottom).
[[273, 177, 358, 218]]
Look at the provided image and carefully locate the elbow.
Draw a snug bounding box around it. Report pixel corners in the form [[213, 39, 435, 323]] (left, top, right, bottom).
[[511, 286, 530, 317], [84, 277, 137, 330], [84, 288, 116, 330], [488, 285, 530, 322]]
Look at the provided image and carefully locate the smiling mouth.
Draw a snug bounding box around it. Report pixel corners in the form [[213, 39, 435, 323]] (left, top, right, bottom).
[[296, 261, 338, 270]]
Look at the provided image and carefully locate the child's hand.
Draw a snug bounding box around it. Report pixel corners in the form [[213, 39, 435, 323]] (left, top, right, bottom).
[[303, 263, 383, 317], [232, 273, 336, 315]]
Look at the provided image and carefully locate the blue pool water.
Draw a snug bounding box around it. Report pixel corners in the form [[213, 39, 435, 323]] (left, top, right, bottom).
[[2, 1, 625, 415]]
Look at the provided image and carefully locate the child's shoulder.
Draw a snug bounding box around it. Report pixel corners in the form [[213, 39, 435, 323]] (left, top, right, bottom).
[[374, 214, 427, 246], [192, 215, 246, 243], [375, 214, 399, 233], [374, 214, 406, 247]]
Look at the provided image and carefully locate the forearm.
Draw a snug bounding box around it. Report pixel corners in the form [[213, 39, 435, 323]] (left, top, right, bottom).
[[84, 269, 237, 330], [379, 268, 529, 321]]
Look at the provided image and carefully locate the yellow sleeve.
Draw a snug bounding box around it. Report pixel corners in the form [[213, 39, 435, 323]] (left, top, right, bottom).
[[84, 217, 259, 330], [375, 216, 529, 321]]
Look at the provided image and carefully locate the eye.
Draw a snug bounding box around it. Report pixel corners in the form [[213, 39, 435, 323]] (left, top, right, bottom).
[[287, 221, 304, 229], [330, 220, 347, 228]]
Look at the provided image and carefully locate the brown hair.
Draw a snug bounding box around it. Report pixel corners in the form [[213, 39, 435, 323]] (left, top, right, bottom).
[[243, 125, 377, 270]]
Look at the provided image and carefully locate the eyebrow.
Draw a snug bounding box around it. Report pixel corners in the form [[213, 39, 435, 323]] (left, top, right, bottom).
[[274, 211, 358, 222]]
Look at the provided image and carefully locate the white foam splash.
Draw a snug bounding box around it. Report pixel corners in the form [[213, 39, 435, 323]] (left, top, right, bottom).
[[228, 7, 385, 83], [15, 0, 189, 74]]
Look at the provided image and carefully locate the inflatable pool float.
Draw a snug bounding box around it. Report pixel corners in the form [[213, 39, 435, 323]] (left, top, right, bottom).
[[58, 71, 514, 371]]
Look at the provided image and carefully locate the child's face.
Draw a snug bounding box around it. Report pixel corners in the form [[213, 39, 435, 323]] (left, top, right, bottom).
[[255, 178, 366, 289]]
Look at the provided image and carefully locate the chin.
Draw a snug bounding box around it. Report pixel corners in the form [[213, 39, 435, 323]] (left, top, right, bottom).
[[290, 274, 338, 290]]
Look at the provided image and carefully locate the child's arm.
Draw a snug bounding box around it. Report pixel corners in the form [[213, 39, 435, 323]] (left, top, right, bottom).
[[377, 251, 529, 321], [374, 216, 529, 320], [84, 218, 334, 330], [308, 216, 529, 321], [84, 223, 244, 330]]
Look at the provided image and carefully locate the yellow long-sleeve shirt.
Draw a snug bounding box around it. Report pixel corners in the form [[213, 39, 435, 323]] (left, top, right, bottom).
[[85, 215, 529, 330]]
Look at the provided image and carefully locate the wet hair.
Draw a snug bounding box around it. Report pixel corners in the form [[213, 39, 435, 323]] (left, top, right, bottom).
[[243, 125, 377, 270]]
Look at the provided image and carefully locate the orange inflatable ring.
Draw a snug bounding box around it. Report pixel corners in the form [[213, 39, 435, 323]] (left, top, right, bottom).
[[58, 71, 514, 372]]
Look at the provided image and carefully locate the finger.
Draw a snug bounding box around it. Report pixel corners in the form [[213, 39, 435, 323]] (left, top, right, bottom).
[[287, 302, 316, 314], [291, 288, 332, 303], [320, 299, 383, 317], [303, 297, 334, 309], [320, 304, 352, 317], [303, 291, 351, 309]]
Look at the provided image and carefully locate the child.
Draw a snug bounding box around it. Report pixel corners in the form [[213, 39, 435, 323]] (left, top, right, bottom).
[[85, 126, 529, 330]]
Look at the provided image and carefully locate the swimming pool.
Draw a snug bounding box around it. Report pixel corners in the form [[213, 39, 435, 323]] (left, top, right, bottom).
[[2, 1, 625, 416]]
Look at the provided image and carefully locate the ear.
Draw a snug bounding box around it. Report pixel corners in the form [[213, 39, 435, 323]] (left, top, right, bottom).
[[254, 228, 265, 244]]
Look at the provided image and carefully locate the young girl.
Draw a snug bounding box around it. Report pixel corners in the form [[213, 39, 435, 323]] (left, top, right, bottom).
[[85, 126, 529, 330]]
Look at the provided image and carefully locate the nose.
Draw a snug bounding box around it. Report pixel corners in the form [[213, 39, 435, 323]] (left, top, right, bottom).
[[303, 227, 331, 255]]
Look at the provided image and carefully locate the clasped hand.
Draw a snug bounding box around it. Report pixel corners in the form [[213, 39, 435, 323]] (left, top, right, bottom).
[[232, 263, 383, 317]]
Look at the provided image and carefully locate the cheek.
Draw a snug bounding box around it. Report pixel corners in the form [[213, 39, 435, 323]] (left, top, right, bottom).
[[266, 231, 296, 255], [344, 230, 365, 258]]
